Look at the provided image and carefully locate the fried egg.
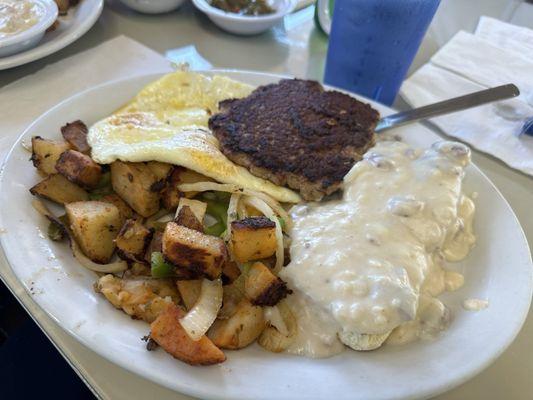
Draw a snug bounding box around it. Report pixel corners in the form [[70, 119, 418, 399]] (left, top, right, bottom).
[[88, 72, 301, 203]]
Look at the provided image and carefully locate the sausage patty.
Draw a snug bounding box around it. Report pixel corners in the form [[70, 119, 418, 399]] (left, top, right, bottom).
[[209, 79, 379, 201]]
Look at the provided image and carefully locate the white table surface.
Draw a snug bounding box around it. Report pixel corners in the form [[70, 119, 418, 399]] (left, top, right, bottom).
[[0, 1, 532, 399]]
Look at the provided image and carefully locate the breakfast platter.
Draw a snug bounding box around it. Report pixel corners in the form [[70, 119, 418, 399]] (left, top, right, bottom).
[[0, 70, 531, 400], [0, 0, 103, 70]]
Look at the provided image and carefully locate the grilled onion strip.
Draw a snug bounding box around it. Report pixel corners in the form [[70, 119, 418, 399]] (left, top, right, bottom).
[[179, 278, 223, 341], [177, 182, 292, 230]]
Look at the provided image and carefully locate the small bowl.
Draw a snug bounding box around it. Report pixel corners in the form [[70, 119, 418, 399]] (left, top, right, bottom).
[[192, 0, 297, 35], [0, 0, 58, 58], [118, 0, 186, 14]]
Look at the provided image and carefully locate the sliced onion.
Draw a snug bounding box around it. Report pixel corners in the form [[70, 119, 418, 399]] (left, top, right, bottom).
[[237, 198, 248, 219], [145, 209, 172, 229], [258, 300, 297, 353], [243, 196, 284, 273], [21, 139, 32, 153], [179, 278, 223, 341], [32, 199, 128, 274], [223, 193, 240, 242], [32, 199, 55, 219], [70, 240, 128, 273], [203, 213, 218, 228], [177, 182, 292, 230], [217, 273, 246, 319], [157, 214, 174, 223], [264, 305, 289, 336]]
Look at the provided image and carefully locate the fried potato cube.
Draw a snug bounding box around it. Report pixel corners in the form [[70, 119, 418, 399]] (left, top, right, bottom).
[[208, 299, 265, 350], [176, 198, 207, 223], [145, 231, 163, 263], [162, 222, 226, 279], [115, 219, 153, 262], [176, 279, 202, 310], [230, 217, 277, 263], [100, 193, 134, 221], [128, 262, 151, 277], [161, 167, 183, 210], [61, 120, 90, 153], [145, 231, 201, 280], [175, 198, 207, 232], [31, 136, 71, 175], [65, 201, 122, 263], [218, 276, 246, 319], [54, 0, 69, 14], [245, 262, 288, 306], [162, 167, 213, 209], [95, 274, 179, 323], [30, 174, 88, 204], [111, 161, 160, 217], [45, 19, 59, 33], [55, 150, 102, 189], [175, 205, 204, 232], [222, 260, 241, 284], [146, 161, 173, 193], [150, 303, 225, 366]]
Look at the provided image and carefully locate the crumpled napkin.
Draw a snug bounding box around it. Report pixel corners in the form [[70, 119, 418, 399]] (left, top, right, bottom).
[[400, 17, 533, 177]]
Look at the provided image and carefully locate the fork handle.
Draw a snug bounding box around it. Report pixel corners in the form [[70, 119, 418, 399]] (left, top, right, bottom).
[[375, 84, 520, 133]]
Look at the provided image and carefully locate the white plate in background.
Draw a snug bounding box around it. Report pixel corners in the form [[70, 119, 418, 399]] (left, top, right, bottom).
[[0, 70, 531, 400], [0, 0, 103, 70]]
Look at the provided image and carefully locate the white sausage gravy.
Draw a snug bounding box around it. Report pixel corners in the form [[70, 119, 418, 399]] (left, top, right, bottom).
[[280, 140, 476, 357]]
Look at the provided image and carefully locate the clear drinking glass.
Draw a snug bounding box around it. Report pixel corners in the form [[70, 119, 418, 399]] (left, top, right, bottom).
[[324, 0, 441, 105]]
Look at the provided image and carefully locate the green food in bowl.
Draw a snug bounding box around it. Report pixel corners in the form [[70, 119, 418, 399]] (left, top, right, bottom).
[[210, 0, 275, 16]]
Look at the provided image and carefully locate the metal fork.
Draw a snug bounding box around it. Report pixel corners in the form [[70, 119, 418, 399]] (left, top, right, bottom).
[[375, 84, 521, 133]]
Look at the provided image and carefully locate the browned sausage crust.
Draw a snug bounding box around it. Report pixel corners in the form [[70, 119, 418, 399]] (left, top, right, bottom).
[[209, 79, 379, 201]]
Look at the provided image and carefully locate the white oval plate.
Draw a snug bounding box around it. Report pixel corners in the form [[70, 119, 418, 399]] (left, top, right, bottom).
[[0, 70, 531, 400], [0, 0, 103, 70]]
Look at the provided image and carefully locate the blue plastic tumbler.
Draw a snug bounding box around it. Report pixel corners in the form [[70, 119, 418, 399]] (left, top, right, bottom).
[[324, 0, 440, 105]]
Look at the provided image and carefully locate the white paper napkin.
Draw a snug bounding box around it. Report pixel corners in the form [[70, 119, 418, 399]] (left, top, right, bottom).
[[430, 31, 533, 98], [475, 16, 533, 58], [0, 35, 173, 160], [400, 19, 533, 177]]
